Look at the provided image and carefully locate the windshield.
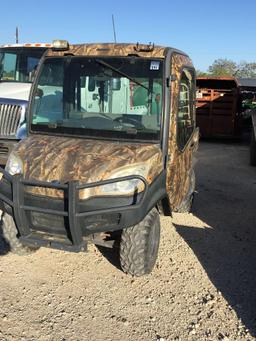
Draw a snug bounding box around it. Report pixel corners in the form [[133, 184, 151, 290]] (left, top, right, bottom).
[[0, 48, 45, 83], [30, 56, 164, 141]]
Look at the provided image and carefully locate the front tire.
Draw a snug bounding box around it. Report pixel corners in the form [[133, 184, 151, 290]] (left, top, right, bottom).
[[2, 213, 38, 255], [119, 208, 160, 276]]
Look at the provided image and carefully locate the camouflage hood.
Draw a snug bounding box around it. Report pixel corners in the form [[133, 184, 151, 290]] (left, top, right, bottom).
[[15, 135, 163, 198]]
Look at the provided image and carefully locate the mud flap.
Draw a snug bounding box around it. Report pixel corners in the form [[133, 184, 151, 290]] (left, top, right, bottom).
[[175, 169, 195, 213]]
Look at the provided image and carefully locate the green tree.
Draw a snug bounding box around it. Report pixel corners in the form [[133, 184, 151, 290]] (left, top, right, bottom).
[[208, 59, 237, 76], [196, 69, 209, 77], [235, 62, 256, 78], [198, 59, 256, 78]]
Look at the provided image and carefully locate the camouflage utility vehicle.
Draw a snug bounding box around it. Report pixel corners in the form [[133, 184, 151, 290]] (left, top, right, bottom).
[[0, 41, 199, 276]]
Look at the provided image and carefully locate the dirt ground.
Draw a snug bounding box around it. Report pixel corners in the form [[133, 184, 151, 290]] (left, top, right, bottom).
[[0, 140, 256, 341]]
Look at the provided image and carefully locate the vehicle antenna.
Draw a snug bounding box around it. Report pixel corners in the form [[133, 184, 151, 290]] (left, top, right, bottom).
[[112, 14, 117, 43], [16, 26, 19, 44]]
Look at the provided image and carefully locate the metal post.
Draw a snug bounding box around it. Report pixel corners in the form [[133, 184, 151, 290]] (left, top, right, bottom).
[[12, 174, 30, 236], [68, 181, 83, 246], [16, 27, 19, 44]]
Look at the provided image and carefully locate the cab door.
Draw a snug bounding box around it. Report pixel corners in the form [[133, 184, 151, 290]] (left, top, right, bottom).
[[166, 56, 199, 211]]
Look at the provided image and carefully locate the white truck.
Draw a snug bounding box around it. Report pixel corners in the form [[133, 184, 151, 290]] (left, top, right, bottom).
[[0, 43, 52, 164]]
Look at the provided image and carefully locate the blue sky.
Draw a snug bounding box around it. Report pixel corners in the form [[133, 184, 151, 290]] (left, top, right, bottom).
[[1, 0, 255, 71]]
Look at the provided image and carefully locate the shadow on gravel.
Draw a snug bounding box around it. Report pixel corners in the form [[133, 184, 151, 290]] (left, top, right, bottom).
[[175, 141, 256, 336], [96, 232, 122, 271], [96, 244, 122, 271]]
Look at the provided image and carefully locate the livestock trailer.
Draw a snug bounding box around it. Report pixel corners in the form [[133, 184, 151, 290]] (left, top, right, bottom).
[[196, 77, 241, 138]]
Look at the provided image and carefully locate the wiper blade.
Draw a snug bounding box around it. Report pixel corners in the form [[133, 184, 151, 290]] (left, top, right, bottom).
[[95, 58, 151, 92], [47, 120, 64, 129]]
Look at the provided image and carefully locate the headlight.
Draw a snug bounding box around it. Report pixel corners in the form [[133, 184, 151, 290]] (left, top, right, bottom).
[[79, 163, 149, 199], [100, 178, 141, 195], [99, 163, 149, 196], [5, 152, 23, 175]]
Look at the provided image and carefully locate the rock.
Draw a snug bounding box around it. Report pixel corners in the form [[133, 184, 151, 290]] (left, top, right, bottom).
[[217, 332, 230, 340], [121, 317, 129, 326], [156, 336, 165, 341]]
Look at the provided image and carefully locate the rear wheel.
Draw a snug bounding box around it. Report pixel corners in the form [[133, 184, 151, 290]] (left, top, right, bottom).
[[119, 208, 160, 276], [2, 213, 38, 255], [250, 129, 256, 166]]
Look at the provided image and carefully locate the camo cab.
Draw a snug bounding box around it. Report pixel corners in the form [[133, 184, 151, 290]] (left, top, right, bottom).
[[0, 40, 199, 276]]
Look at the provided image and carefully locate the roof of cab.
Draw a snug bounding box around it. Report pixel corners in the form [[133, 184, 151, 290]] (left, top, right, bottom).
[[0, 43, 52, 48], [46, 43, 186, 59]]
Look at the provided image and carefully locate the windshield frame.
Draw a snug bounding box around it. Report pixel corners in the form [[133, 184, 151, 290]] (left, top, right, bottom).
[[28, 55, 165, 143], [0, 47, 46, 84]]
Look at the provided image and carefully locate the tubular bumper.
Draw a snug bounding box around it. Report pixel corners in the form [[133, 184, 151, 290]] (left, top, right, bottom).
[[0, 167, 167, 252]]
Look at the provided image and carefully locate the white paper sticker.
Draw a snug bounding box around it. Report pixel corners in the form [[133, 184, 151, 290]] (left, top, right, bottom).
[[196, 91, 203, 99], [150, 61, 160, 70]]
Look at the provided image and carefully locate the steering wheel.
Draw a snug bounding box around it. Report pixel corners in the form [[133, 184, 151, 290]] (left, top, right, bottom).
[[114, 116, 146, 130]]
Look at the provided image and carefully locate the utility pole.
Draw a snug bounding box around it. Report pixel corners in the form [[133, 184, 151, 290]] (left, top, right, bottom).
[[16, 27, 19, 44], [112, 15, 117, 43]]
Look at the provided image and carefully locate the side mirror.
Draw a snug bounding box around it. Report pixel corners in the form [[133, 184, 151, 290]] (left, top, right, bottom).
[[111, 78, 121, 91], [88, 77, 96, 91]]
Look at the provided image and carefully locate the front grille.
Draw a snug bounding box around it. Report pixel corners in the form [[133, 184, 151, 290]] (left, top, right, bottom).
[[29, 211, 121, 235], [0, 103, 21, 136], [30, 212, 65, 233]]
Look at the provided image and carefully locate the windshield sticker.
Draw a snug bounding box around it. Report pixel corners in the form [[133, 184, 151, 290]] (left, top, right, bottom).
[[150, 61, 160, 70]]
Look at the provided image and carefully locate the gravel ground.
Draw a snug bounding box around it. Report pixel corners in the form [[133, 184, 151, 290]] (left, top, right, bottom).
[[0, 141, 256, 341]]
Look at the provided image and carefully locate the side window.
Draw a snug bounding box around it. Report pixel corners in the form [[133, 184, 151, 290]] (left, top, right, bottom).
[[33, 61, 64, 122], [27, 56, 40, 82], [2, 53, 17, 81], [177, 69, 195, 149]]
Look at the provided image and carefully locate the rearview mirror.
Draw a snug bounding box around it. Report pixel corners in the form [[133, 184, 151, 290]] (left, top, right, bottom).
[[88, 77, 96, 91], [111, 78, 121, 91]]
